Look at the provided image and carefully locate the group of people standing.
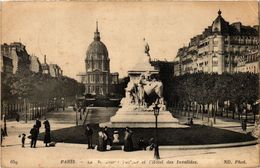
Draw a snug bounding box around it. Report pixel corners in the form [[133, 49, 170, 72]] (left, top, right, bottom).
[[29, 118, 51, 148], [85, 125, 134, 152]]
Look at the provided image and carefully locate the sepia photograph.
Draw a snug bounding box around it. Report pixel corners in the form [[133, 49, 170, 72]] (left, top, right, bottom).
[[0, 1, 259, 168]]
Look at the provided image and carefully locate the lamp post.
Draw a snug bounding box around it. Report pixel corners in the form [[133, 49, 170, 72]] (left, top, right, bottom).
[[153, 103, 160, 160], [75, 95, 78, 126], [53, 97, 57, 111]]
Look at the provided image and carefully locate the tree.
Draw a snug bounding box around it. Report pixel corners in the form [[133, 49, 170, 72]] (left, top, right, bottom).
[[170, 72, 258, 122]]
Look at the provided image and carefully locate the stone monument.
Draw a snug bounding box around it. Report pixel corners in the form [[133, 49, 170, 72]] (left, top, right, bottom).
[[100, 39, 184, 128]]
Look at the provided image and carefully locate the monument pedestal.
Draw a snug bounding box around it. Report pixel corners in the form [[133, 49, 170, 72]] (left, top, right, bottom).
[[100, 41, 186, 128], [100, 108, 187, 128]]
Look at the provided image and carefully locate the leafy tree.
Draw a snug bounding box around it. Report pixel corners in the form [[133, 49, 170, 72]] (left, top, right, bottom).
[[170, 72, 258, 122]]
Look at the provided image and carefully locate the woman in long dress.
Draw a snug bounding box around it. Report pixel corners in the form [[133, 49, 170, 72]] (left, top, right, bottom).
[[97, 130, 107, 151], [124, 127, 133, 151], [44, 127, 51, 147]]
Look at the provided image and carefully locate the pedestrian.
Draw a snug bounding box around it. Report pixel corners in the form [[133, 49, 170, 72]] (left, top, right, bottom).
[[148, 138, 155, 151], [16, 113, 20, 122], [30, 125, 39, 148], [85, 124, 93, 149], [3, 115, 7, 136], [209, 117, 213, 127], [190, 118, 193, 125], [137, 137, 146, 150], [21, 133, 26, 147], [73, 103, 77, 112], [43, 118, 50, 129], [44, 126, 51, 147], [123, 127, 133, 152], [1, 127, 5, 146], [242, 119, 247, 132], [35, 118, 41, 131], [187, 118, 190, 125], [97, 130, 107, 151], [104, 126, 112, 147], [112, 131, 120, 144]]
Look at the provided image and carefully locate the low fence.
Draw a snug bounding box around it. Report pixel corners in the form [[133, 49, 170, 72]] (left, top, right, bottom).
[[168, 106, 257, 123], [1, 102, 56, 121]]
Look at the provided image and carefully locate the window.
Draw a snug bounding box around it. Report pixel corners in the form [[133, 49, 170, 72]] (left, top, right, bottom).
[[96, 86, 99, 94], [98, 61, 101, 69], [214, 40, 218, 47], [91, 86, 94, 93], [99, 87, 103, 95], [91, 74, 94, 83], [213, 60, 218, 66]]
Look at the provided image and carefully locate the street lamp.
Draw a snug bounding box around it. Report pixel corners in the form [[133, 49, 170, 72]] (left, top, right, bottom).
[[153, 103, 160, 160], [53, 97, 57, 111]]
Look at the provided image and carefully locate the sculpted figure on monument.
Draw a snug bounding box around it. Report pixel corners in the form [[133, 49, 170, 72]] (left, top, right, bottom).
[[137, 72, 165, 109], [119, 39, 166, 111], [144, 38, 150, 57], [120, 71, 165, 111]]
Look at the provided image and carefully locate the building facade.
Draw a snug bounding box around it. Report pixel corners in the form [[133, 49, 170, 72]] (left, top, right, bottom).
[[49, 64, 63, 78], [174, 10, 259, 76], [30, 54, 42, 73], [78, 22, 119, 96], [234, 50, 259, 73], [1, 43, 14, 75], [1, 42, 63, 78], [1, 42, 31, 75]]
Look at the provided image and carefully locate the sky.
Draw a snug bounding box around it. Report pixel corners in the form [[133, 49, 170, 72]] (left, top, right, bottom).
[[1, 1, 258, 79]]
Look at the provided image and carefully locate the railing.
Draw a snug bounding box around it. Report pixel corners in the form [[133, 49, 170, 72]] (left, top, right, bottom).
[[82, 104, 94, 126], [1, 101, 56, 121]]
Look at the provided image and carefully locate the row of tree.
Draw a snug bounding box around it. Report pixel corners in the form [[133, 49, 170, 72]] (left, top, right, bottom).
[[165, 72, 259, 122], [1, 69, 85, 104]]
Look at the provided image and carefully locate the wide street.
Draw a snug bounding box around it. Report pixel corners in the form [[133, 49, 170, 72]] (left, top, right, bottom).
[[1, 107, 259, 168]]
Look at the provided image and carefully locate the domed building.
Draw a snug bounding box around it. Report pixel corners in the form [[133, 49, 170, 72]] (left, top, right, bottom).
[[211, 10, 229, 35], [84, 22, 118, 96], [173, 10, 259, 76]]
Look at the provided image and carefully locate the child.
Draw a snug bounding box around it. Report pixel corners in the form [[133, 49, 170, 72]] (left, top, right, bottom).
[[137, 137, 146, 150], [21, 133, 26, 147]]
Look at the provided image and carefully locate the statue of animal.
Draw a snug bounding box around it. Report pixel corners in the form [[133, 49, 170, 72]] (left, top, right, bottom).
[[138, 80, 164, 106]]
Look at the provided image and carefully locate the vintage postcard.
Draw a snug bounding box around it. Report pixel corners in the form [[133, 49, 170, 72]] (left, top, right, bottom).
[[1, 1, 259, 168]]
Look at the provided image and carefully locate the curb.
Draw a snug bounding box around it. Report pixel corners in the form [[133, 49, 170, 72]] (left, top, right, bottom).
[[159, 140, 258, 150], [49, 140, 258, 151]]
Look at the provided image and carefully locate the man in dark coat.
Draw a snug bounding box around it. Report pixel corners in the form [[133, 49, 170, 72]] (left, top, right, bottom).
[[242, 119, 247, 132], [124, 127, 133, 152], [35, 118, 41, 131], [85, 124, 93, 149], [30, 125, 39, 148], [3, 115, 7, 136], [1, 128, 5, 146]]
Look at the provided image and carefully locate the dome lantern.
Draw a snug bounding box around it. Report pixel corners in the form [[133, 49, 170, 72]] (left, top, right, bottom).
[[94, 21, 100, 41]]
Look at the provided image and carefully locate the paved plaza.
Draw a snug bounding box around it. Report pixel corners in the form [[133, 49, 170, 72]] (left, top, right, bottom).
[[1, 108, 259, 168]]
